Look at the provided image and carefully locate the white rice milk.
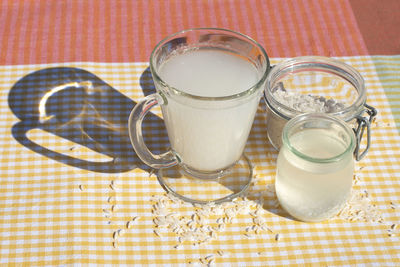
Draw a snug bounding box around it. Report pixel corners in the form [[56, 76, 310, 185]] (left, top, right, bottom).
[[158, 49, 261, 172]]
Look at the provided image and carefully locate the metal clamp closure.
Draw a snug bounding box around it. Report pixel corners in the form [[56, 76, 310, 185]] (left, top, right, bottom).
[[354, 104, 377, 161]]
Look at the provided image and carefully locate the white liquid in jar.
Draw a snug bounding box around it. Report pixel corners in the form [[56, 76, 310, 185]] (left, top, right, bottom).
[[158, 49, 261, 172], [275, 128, 354, 222]]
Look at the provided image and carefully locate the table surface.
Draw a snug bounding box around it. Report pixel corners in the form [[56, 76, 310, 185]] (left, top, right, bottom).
[[1, 0, 399, 265]]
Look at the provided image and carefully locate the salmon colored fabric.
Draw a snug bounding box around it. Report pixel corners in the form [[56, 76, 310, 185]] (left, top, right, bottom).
[[350, 0, 400, 55], [0, 0, 371, 65]]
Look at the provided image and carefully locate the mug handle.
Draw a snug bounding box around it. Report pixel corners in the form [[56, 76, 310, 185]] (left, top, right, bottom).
[[128, 93, 179, 169]]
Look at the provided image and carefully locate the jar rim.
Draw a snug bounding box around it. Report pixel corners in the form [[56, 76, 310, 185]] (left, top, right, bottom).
[[264, 56, 366, 121], [282, 113, 356, 163]]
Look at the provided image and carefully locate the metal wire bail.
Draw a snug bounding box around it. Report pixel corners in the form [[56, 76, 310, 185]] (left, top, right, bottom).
[[354, 104, 377, 161]]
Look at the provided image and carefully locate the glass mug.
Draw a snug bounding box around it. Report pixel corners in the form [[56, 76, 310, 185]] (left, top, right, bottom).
[[129, 28, 269, 191]]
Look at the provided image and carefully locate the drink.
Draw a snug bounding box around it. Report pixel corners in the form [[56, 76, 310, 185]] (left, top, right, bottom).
[[158, 49, 260, 172], [275, 128, 354, 222]]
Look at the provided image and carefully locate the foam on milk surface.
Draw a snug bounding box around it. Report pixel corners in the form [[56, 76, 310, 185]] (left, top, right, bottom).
[[159, 49, 259, 97]]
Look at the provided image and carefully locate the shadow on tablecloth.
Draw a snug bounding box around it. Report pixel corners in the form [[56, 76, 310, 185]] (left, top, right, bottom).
[[7, 67, 168, 173]]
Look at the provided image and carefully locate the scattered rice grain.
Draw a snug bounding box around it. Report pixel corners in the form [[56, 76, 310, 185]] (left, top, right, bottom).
[[205, 255, 215, 265], [149, 192, 274, 246], [103, 209, 111, 218], [117, 229, 125, 237], [261, 225, 273, 233], [154, 229, 162, 237], [113, 231, 118, 240], [337, 189, 383, 222], [211, 231, 217, 239], [275, 233, 280, 241], [244, 233, 252, 238], [110, 180, 118, 190]]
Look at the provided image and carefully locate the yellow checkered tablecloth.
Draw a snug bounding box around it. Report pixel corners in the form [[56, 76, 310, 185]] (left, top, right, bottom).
[[0, 56, 399, 265]]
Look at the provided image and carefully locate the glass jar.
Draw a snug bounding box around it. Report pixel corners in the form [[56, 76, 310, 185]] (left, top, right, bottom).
[[275, 113, 356, 222], [263, 56, 377, 161]]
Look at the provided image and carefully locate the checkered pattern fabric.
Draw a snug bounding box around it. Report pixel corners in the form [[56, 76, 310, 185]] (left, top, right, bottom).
[[0, 56, 399, 265]]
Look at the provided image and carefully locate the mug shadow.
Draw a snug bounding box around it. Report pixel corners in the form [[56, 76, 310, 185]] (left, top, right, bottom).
[[139, 66, 156, 97], [8, 67, 167, 173]]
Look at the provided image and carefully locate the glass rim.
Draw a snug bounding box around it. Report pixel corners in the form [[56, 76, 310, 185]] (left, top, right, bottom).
[[149, 27, 270, 101], [282, 113, 356, 163], [264, 56, 366, 121]]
